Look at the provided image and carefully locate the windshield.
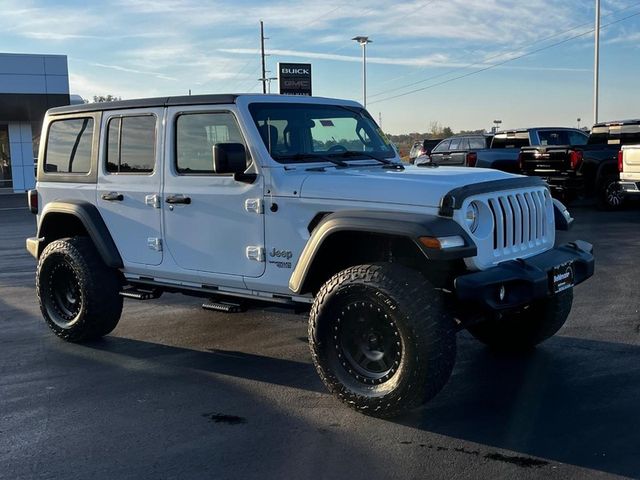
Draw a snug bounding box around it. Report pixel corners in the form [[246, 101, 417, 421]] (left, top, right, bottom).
[[248, 103, 396, 163]]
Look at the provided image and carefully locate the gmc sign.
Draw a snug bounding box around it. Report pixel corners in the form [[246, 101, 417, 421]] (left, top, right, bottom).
[[278, 62, 312, 96]]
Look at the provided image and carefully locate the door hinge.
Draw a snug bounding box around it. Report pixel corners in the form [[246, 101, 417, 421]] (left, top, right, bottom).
[[145, 194, 161, 209], [244, 198, 263, 214], [246, 246, 265, 262], [147, 237, 163, 251]]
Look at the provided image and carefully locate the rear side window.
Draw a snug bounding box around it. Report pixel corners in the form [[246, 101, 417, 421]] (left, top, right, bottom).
[[176, 112, 247, 174], [45, 118, 94, 174], [432, 139, 450, 153], [106, 115, 156, 174], [468, 137, 486, 149], [449, 138, 462, 150], [491, 133, 529, 149]]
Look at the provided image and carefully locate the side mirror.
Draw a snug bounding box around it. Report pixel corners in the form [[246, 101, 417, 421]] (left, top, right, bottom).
[[212, 143, 248, 175]]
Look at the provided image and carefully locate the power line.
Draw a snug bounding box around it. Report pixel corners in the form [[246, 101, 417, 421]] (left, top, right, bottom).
[[369, 9, 640, 105], [368, 1, 640, 99]]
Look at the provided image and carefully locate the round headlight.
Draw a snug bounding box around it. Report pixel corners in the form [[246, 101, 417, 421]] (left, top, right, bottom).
[[465, 202, 479, 233]]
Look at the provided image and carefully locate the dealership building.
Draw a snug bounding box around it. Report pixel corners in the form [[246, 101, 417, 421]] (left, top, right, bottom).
[[0, 53, 71, 193]]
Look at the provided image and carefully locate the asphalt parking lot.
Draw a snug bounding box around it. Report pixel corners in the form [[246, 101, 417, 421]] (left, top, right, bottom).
[[1, 197, 639, 480]]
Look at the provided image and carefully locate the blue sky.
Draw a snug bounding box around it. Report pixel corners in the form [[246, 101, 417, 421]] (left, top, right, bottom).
[[2, 0, 639, 133]]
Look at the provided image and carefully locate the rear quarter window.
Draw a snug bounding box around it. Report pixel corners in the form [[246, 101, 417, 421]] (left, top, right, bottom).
[[45, 118, 94, 174]]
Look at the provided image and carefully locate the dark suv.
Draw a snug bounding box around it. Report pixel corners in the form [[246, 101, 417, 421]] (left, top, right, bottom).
[[417, 134, 491, 166]]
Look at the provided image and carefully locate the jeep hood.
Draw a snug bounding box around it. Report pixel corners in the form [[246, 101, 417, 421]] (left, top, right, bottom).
[[298, 165, 516, 208]]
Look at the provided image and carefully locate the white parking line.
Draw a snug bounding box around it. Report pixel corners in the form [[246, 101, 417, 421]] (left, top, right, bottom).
[[0, 207, 27, 211]]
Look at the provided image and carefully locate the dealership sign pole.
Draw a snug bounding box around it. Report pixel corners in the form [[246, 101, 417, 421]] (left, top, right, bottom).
[[593, 0, 600, 124]]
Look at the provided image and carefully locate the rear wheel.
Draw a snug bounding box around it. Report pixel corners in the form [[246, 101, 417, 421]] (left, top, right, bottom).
[[467, 289, 573, 351], [36, 237, 123, 342], [309, 263, 457, 418], [597, 175, 624, 210]]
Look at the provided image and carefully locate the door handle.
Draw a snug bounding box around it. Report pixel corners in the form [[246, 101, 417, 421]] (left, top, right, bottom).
[[165, 195, 191, 205], [101, 192, 124, 201]]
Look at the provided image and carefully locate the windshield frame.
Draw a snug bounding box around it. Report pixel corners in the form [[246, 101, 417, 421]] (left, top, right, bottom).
[[247, 102, 397, 165]]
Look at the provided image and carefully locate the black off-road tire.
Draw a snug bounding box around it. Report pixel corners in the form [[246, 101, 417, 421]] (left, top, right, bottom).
[[309, 263, 457, 418], [466, 289, 573, 351], [597, 175, 624, 210], [36, 237, 123, 342]]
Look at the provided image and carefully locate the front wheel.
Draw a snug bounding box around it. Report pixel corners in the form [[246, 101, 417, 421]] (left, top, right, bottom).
[[309, 263, 457, 418], [467, 289, 573, 351]]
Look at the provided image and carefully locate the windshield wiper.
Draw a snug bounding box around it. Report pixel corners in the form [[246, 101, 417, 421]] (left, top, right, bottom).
[[334, 151, 403, 169], [277, 153, 348, 168]]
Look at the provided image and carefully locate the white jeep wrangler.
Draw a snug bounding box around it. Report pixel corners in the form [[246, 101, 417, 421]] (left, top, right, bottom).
[[26, 94, 594, 417]]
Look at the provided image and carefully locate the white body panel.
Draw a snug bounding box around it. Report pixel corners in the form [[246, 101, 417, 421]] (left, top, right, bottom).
[[35, 94, 557, 301], [621, 145, 640, 182]]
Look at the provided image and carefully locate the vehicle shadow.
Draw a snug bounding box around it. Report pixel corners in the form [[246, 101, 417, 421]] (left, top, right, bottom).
[[85, 336, 324, 393], [399, 334, 640, 478]]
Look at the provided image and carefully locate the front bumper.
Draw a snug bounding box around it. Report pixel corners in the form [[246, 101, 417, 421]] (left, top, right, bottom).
[[454, 240, 594, 311], [619, 181, 640, 195]]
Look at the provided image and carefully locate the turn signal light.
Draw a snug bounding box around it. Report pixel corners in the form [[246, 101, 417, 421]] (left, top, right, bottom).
[[419, 235, 465, 250]]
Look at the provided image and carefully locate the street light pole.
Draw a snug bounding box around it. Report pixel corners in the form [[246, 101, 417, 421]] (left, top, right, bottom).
[[593, 0, 600, 124], [352, 36, 372, 108]]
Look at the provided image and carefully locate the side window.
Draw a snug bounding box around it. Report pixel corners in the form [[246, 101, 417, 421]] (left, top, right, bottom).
[[176, 112, 246, 174], [458, 138, 470, 150], [468, 137, 486, 149], [106, 115, 156, 174], [432, 140, 450, 153], [568, 131, 588, 145], [45, 118, 94, 174], [449, 138, 461, 150]]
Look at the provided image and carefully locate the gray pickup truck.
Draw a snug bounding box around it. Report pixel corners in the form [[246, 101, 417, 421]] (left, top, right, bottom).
[[473, 128, 589, 173]]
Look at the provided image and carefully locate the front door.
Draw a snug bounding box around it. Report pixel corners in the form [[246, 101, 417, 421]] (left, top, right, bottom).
[[162, 107, 265, 278], [97, 108, 164, 266]]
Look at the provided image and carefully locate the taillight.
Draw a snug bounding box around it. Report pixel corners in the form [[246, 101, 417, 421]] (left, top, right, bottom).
[[618, 150, 624, 172], [28, 189, 38, 215], [569, 150, 583, 170], [466, 152, 477, 167]]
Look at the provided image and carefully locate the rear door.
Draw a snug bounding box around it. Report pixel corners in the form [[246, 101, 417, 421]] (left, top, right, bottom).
[[97, 109, 164, 266], [429, 139, 450, 164]]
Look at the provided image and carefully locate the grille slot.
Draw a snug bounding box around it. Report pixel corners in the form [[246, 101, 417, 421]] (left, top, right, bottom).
[[485, 189, 550, 255]]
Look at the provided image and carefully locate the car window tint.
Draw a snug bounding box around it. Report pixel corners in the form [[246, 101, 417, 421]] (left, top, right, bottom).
[[432, 139, 450, 153], [568, 131, 588, 145], [45, 118, 93, 174], [106, 115, 156, 174], [176, 112, 246, 174], [449, 138, 461, 150], [458, 138, 470, 150], [468, 137, 486, 149]]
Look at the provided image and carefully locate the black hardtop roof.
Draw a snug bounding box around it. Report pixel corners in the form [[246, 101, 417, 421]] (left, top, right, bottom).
[[592, 119, 640, 127], [48, 94, 239, 115]]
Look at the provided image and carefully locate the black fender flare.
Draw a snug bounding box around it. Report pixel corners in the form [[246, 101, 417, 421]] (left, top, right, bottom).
[[36, 200, 123, 268], [288, 210, 476, 294]]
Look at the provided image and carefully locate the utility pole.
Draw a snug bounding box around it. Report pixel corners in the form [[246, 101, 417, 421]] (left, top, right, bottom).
[[593, 0, 600, 124], [352, 36, 372, 108], [260, 20, 267, 94]]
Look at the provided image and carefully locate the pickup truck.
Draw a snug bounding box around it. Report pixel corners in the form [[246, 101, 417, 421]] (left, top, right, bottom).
[[619, 144, 640, 198], [472, 128, 589, 173], [519, 119, 640, 209]]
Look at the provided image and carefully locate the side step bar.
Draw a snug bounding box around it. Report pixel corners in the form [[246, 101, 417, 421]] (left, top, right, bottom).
[[202, 301, 246, 313], [120, 287, 162, 300]]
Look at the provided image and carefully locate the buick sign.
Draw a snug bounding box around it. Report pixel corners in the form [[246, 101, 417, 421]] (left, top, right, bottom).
[[278, 62, 312, 96]]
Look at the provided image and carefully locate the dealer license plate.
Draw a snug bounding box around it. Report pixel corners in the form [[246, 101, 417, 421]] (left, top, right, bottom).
[[550, 261, 575, 293]]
